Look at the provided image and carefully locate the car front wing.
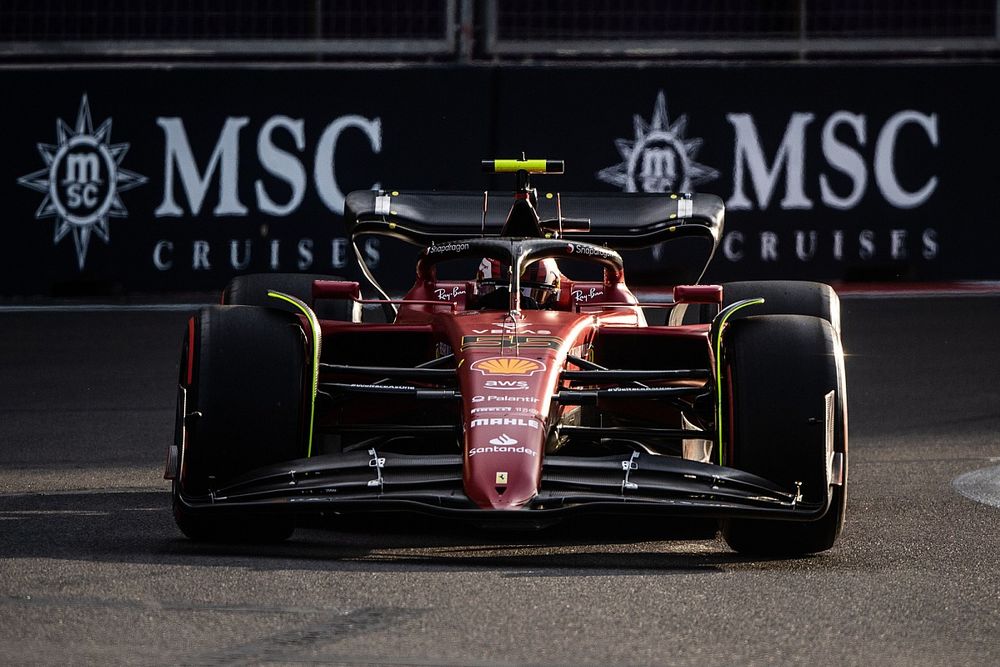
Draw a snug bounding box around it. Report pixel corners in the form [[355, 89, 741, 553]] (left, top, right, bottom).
[[174, 450, 829, 525]]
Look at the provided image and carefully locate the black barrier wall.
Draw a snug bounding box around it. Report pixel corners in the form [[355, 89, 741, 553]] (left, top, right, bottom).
[[3, 64, 997, 296]]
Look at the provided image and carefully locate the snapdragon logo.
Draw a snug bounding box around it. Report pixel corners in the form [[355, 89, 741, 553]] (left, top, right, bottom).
[[17, 95, 147, 269], [597, 91, 718, 194]]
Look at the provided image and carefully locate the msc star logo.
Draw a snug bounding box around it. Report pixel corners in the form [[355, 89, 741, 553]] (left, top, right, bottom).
[[17, 94, 147, 270], [597, 91, 718, 193]]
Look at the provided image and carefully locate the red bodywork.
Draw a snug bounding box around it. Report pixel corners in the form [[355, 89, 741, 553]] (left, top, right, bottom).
[[168, 181, 844, 553], [317, 271, 714, 511], [449, 309, 624, 509]]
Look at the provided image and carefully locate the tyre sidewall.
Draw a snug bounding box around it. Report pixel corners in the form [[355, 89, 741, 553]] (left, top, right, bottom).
[[179, 305, 307, 495], [721, 314, 848, 554], [690, 281, 841, 334]]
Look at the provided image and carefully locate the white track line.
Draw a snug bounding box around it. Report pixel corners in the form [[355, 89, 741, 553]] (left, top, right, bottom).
[[953, 464, 1000, 509]]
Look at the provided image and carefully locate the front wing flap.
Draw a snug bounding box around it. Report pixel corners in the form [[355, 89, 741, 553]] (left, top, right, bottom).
[[175, 450, 828, 523]]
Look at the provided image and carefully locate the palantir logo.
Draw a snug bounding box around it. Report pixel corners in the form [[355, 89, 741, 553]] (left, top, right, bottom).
[[597, 91, 718, 193], [17, 94, 147, 270]]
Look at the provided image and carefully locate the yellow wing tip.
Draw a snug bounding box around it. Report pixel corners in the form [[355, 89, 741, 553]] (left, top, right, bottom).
[[482, 159, 565, 174]]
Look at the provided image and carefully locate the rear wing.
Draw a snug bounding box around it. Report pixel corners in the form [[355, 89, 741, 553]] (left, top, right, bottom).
[[344, 190, 724, 250]]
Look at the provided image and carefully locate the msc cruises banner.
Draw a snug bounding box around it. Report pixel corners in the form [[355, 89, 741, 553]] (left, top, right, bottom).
[[2, 64, 996, 295]]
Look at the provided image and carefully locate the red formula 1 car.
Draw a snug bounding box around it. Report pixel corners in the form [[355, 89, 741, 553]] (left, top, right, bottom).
[[166, 159, 848, 555]]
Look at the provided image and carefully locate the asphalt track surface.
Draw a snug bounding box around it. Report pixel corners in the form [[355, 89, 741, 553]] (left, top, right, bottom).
[[1, 296, 999, 665]]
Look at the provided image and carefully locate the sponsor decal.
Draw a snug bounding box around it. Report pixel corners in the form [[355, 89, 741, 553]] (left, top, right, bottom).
[[473, 327, 552, 334], [597, 90, 718, 194], [471, 357, 546, 376], [495, 471, 509, 485], [469, 444, 537, 458], [471, 417, 541, 430], [17, 95, 148, 270], [471, 395, 538, 403], [150, 236, 381, 274], [470, 406, 538, 414], [16, 101, 384, 276], [434, 286, 466, 301], [603, 386, 661, 393], [139, 110, 383, 273], [462, 335, 563, 350], [718, 228, 939, 264], [596, 91, 941, 265], [492, 321, 537, 330], [472, 321, 552, 335], [344, 383, 414, 391], [571, 286, 605, 302], [489, 434, 518, 446], [565, 243, 617, 260], [426, 241, 470, 254], [483, 380, 529, 391], [154, 112, 381, 218]]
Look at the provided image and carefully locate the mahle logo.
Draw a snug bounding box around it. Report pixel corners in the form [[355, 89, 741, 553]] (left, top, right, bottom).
[[18, 95, 147, 269], [597, 91, 718, 193]]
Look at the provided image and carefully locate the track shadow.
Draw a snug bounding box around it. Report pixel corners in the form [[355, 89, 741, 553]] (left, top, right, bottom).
[[0, 490, 828, 574]]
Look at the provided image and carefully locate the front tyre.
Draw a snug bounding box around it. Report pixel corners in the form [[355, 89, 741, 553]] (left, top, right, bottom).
[[720, 314, 848, 555], [172, 305, 308, 543], [681, 281, 841, 334]]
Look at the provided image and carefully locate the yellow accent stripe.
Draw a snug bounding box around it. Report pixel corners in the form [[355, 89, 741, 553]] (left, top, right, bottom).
[[489, 159, 563, 174], [714, 298, 764, 465], [268, 290, 322, 458]]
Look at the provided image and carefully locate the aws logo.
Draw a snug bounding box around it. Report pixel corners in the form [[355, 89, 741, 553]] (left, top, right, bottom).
[[483, 380, 529, 391]]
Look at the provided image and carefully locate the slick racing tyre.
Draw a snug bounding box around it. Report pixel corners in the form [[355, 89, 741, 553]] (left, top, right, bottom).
[[224, 272, 360, 322], [172, 305, 308, 543], [720, 314, 848, 556], [681, 281, 840, 333]]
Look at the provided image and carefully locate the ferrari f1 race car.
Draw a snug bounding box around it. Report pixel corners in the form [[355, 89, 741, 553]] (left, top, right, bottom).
[[166, 159, 848, 555]]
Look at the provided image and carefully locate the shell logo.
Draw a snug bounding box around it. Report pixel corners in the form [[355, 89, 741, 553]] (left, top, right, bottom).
[[471, 357, 546, 376]]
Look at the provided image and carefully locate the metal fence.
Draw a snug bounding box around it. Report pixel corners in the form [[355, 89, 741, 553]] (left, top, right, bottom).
[[0, 0, 997, 60], [0, 0, 457, 57], [486, 0, 1000, 57]]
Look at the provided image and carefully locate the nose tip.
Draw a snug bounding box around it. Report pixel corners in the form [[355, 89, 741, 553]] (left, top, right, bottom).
[[484, 483, 535, 509]]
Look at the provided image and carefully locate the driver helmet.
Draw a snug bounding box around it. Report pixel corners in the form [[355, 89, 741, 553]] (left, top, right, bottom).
[[520, 258, 561, 308], [476, 257, 561, 308]]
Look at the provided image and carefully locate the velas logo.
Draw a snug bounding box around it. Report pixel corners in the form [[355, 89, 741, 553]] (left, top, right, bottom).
[[471, 357, 546, 376], [17, 95, 147, 270], [597, 90, 718, 194]]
